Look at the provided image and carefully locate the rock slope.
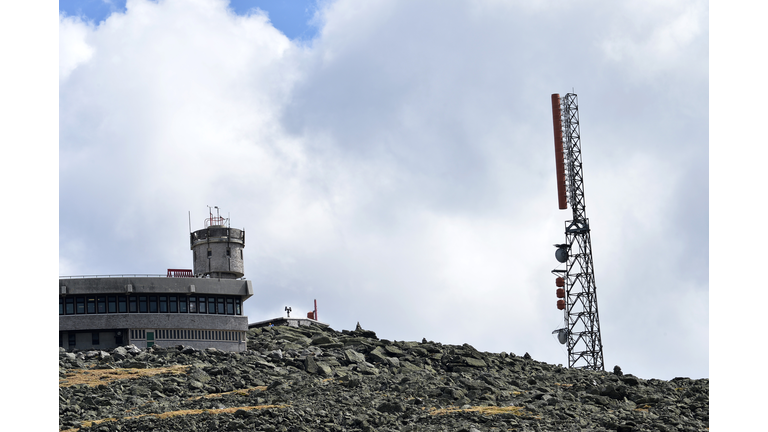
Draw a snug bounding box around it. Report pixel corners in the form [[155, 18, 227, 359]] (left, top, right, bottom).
[[59, 323, 708, 431]]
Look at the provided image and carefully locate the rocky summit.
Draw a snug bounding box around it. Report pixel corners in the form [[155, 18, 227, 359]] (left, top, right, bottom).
[[59, 324, 708, 431]]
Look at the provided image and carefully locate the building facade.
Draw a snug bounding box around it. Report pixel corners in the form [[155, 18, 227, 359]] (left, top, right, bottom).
[[59, 211, 253, 352]]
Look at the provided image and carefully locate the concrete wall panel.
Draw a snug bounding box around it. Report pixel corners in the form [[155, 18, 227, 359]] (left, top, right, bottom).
[[60, 314, 249, 332]]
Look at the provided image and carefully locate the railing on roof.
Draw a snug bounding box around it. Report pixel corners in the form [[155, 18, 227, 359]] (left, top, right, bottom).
[[167, 269, 194, 277], [58, 274, 166, 279], [205, 216, 228, 227], [59, 272, 247, 280]]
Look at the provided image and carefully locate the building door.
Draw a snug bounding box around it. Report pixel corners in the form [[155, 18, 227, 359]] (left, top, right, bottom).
[[146, 331, 154, 348]]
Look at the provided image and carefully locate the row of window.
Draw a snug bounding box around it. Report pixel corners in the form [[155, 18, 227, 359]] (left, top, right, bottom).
[[60, 295, 242, 316], [130, 329, 245, 342], [61, 332, 123, 347], [193, 248, 243, 260]]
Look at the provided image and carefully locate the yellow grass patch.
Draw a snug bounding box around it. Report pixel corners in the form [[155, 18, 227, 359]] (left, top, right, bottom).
[[60, 404, 288, 432], [429, 405, 530, 416], [187, 386, 268, 400], [59, 365, 191, 388]]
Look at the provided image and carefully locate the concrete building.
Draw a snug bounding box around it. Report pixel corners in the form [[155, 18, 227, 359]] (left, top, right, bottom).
[[59, 210, 253, 352]]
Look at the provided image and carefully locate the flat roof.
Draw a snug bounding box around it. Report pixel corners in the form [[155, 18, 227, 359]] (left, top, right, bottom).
[[248, 317, 329, 329], [59, 276, 253, 300]]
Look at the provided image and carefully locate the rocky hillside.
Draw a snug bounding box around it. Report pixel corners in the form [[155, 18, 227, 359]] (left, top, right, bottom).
[[59, 323, 708, 431]]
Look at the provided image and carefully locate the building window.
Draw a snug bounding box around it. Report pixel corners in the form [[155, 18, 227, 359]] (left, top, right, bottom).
[[87, 297, 96, 314], [179, 297, 188, 313], [129, 296, 137, 313], [236, 299, 241, 315], [139, 296, 148, 313], [207, 249, 211, 258], [66, 297, 75, 315], [189, 296, 197, 313], [118, 296, 127, 313], [226, 298, 234, 315], [97, 296, 106, 314], [60, 298, 64, 315], [76, 297, 86, 314], [208, 297, 216, 314], [198, 296, 206, 314], [92, 332, 99, 346], [226, 247, 231, 257], [159, 296, 168, 313], [169, 296, 177, 313], [68, 333, 76, 347], [149, 296, 158, 313], [108, 296, 117, 313]]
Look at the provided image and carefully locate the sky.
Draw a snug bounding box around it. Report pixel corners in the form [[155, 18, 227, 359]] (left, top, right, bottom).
[[52, 0, 714, 384]]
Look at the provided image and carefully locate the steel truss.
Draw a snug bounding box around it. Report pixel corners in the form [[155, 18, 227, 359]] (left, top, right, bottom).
[[557, 93, 604, 371]]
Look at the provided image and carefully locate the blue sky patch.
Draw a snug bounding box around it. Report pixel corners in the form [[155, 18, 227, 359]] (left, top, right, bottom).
[[59, 0, 321, 40]]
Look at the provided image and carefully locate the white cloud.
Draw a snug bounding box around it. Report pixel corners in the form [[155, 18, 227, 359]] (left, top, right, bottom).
[[60, 0, 708, 379], [59, 14, 95, 81], [599, 0, 708, 81]]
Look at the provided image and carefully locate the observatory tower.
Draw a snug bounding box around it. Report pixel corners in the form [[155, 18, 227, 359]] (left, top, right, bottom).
[[550, 93, 605, 371], [190, 207, 245, 279]]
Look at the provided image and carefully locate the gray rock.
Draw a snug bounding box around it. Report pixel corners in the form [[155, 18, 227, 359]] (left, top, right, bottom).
[[316, 361, 333, 376], [368, 346, 388, 364], [463, 357, 487, 368], [377, 401, 404, 413], [344, 349, 366, 363], [112, 346, 128, 360], [304, 355, 319, 374], [311, 336, 334, 345], [58, 323, 708, 432]]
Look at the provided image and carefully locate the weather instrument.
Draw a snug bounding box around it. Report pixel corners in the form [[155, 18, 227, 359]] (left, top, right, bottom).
[[549, 93, 605, 371]]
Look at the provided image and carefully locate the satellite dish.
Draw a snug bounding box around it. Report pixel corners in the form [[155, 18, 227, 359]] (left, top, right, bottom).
[[552, 328, 568, 344], [555, 247, 568, 263]]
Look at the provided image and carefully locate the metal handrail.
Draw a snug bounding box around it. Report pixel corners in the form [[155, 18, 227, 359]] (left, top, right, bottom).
[[59, 274, 248, 280], [58, 274, 166, 279]]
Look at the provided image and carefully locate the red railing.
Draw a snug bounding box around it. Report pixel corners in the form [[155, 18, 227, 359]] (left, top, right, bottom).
[[205, 216, 227, 227], [167, 269, 193, 277]]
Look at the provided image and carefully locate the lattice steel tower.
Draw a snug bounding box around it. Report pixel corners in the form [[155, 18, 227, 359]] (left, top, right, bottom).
[[550, 93, 604, 371]]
